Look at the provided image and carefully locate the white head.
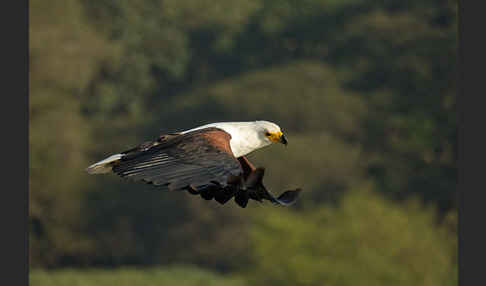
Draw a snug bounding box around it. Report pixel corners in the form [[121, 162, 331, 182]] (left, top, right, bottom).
[[252, 120, 288, 146]]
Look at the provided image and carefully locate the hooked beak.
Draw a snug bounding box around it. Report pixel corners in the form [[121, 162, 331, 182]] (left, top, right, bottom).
[[280, 134, 288, 146]]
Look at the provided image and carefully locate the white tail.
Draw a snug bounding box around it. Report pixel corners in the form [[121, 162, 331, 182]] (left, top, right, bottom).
[[85, 154, 123, 174]]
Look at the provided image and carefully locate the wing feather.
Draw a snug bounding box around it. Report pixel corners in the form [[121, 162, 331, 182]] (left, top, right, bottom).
[[112, 127, 242, 190]]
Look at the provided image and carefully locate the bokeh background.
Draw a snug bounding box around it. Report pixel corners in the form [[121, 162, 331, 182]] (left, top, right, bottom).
[[29, 0, 458, 285]]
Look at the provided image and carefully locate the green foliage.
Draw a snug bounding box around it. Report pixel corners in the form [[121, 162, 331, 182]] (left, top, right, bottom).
[[166, 61, 366, 135], [29, 0, 118, 266], [29, 0, 457, 277], [30, 266, 247, 286], [246, 187, 457, 286]]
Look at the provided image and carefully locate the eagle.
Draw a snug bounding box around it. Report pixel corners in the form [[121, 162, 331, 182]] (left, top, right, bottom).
[[86, 121, 301, 208]]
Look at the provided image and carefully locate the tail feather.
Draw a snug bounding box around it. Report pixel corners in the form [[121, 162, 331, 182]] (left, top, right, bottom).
[[86, 154, 123, 174]]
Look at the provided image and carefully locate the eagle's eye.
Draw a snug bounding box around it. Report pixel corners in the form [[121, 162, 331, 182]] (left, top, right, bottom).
[[265, 131, 271, 137]]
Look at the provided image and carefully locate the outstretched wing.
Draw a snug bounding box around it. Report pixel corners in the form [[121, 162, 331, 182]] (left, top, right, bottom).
[[112, 127, 243, 191]]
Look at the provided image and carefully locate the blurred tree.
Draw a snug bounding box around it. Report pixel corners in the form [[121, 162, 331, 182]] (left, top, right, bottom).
[[246, 187, 457, 286], [30, 265, 248, 286], [336, 0, 458, 212], [29, 0, 457, 273], [29, 0, 120, 266]]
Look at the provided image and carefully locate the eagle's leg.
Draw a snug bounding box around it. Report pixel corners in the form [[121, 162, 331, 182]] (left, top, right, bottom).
[[237, 156, 256, 181]]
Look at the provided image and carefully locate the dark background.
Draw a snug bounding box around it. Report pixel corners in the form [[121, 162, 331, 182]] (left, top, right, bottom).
[[29, 0, 457, 285]]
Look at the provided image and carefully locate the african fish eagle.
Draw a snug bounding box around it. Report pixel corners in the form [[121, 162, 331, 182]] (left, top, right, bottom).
[[86, 121, 301, 208]]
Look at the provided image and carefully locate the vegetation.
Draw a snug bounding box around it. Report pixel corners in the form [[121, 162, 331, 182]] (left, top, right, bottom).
[[246, 188, 457, 286], [30, 265, 247, 286], [29, 0, 457, 284]]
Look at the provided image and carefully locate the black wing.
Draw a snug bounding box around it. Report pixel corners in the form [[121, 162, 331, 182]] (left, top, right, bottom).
[[112, 128, 243, 191]]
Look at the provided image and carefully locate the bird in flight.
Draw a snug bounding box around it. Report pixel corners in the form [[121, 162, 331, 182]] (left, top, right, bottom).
[[86, 121, 301, 208]]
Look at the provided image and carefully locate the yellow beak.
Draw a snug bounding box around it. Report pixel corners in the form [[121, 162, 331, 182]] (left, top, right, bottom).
[[268, 131, 287, 145]]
